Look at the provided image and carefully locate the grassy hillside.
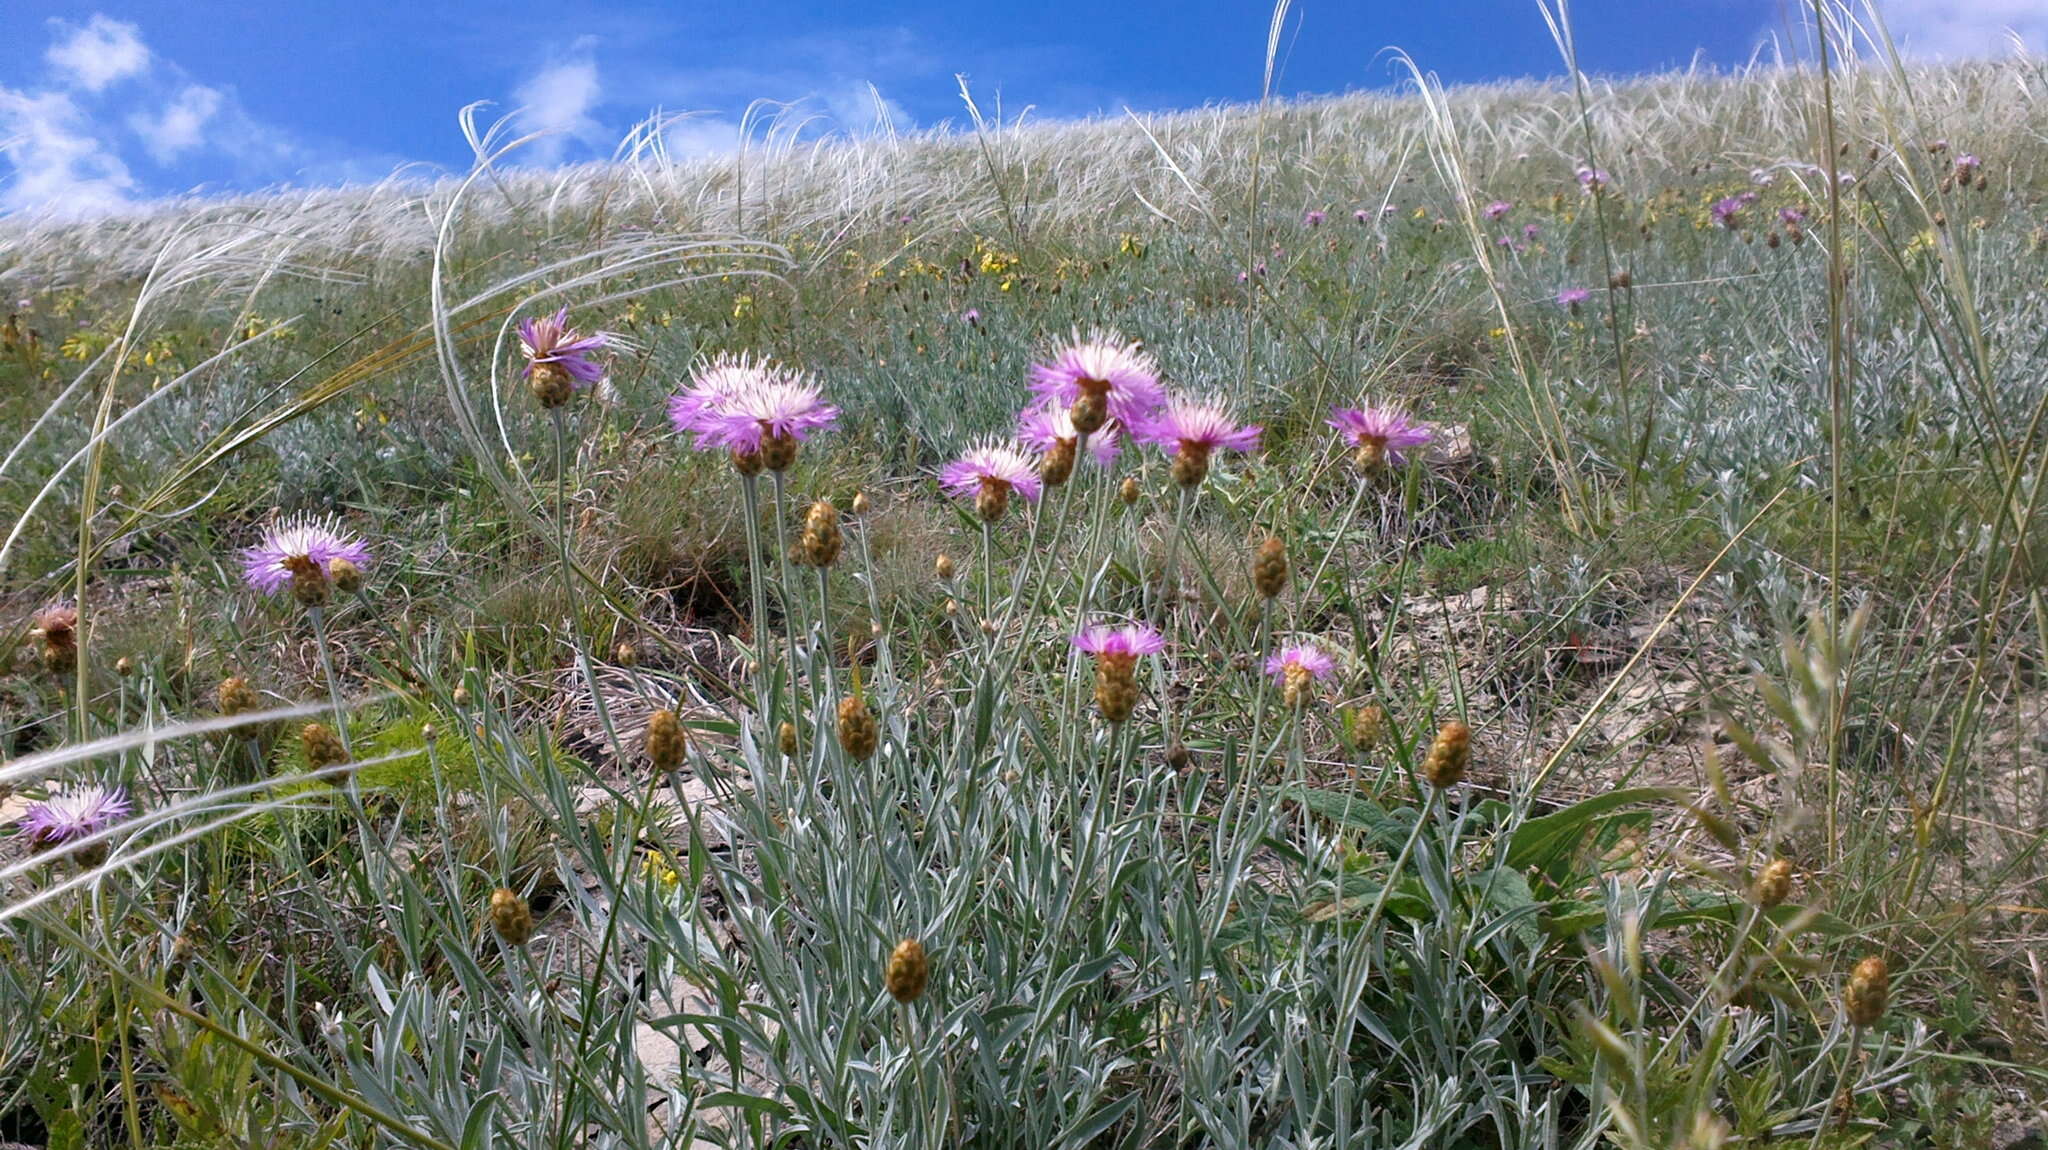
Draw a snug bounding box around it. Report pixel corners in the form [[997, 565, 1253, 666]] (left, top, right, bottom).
[[1, 33, 2045, 1149]]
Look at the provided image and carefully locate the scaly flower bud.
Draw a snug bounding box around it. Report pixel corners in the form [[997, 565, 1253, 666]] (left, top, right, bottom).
[[1844, 956, 1888, 1025], [837, 697, 879, 761], [799, 499, 842, 567], [886, 938, 929, 1003], [1753, 858, 1794, 908], [489, 888, 534, 946], [646, 708, 686, 771], [327, 556, 363, 594], [1118, 476, 1141, 506], [1420, 720, 1470, 789], [301, 722, 350, 775], [1253, 537, 1288, 599], [778, 720, 799, 758], [935, 554, 955, 581], [217, 676, 259, 716]]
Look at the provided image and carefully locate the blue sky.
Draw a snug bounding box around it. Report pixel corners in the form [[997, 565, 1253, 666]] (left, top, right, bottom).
[[1, 1, 2040, 216]]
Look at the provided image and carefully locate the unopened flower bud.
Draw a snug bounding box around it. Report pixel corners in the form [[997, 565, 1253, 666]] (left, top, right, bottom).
[[886, 938, 929, 1003], [1753, 858, 1794, 908], [799, 499, 842, 567], [836, 697, 879, 761], [1118, 476, 1140, 506], [1040, 438, 1078, 487], [1253, 537, 1288, 599], [646, 708, 686, 771], [778, 721, 799, 757], [1420, 720, 1470, 789], [328, 557, 363, 594], [614, 642, 638, 666], [115, 656, 135, 677], [301, 722, 350, 774], [1349, 704, 1384, 750], [489, 888, 534, 946], [1843, 956, 1889, 1025], [851, 491, 872, 515], [1165, 740, 1192, 769], [453, 685, 473, 706], [935, 554, 955, 581], [217, 676, 258, 716]]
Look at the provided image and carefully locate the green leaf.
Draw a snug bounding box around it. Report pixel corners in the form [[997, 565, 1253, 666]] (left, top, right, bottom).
[[1283, 785, 1416, 850], [1508, 786, 1688, 876]]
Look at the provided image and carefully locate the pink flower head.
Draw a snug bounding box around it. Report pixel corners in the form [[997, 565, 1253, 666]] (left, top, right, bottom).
[[1027, 331, 1165, 427], [1329, 406, 1433, 466], [1779, 206, 1807, 226], [1304, 209, 1327, 227], [1522, 222, 1542, 240], [698, 371, 839, 453], [1135, 398, 1262, 457], [1352, 209, 1370, 223], [1954, 153, 1979, 178], [939, 441, 1044, 504], [17, 783, 131, 848], [517, 308, 608, 387], [1555, 286, 1591, 308], [1019, 404, 1121, 466], [1071, 622, 1166, 660], [1265, 643, 1337, 685], [241, 514, 371, 596], [669, 352, 778, 445], [1484, 200, 1513, 220], [1576, 165, 1611, 192]]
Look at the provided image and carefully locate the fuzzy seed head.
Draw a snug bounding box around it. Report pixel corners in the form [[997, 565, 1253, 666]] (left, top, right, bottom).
[[1844, 956, 1888, 1025], [886, 938, 929, 1003], [646, 708, 686, 771], [489, 888, 534, 946], [1253, 537, 1289, 599], [1420, 720, 1470, 789], [836, 697, 879, 761]]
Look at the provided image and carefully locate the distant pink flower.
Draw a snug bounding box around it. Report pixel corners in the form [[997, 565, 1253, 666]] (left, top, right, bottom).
[[1555, 287, 1591, 308], [1522, 222, 1542, 241], [1071, 623, 1166, 659], [1576, 165, 1611, 192], [242, 515, 371, 597], [1265, 643, 1336, 685], [1779, 207, 1807, 226], [1020, 404, 1121, 465], [1329, 406, 1433, 467], [1353, 209, 1370, 223], [1484, 200, 1513, 220], [17, 783, 131, 848], [962, 308, 981, 325], [1028, 332, 1165, 429], [1136, 398, 1262, 456], [1954, 154, 1979, 178], [1712, 192, 1757, 229], [939, 441, 1043, 504], [516, 308, 608, 387], [1304, 209, 1327, 227], [698, 372, 839, 454]]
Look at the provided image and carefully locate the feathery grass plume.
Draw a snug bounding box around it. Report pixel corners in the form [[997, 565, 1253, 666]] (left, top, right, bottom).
[[836, 697, 879, 761], [1253, 537, 1289, 599], [1020, 403, 1121, 489], [16, 783, 130, 851], [1135, 397, 1261, 488], [1844, 956, 1889, 1025], [939, 441, 1042, 524], [1028, 330, 1163, 436], [216, 675, 259, 716], [242, 515, 370, 606], [488, 888, 533, 947], [1266, 643, 1336, 709], [1753, 858, 1794, 908], [517, 307, 608, 409], [798, 499, 843, 567], [1329, 405, 1432, 473], [29, 603, 78, 676], [300, 722, 349, 773], [686, 360, 838, 472], [886, 938, 929, 1003], [777, 721, 798, 758], [646, 708, 686, 772], [1420, 720, 1470, 788], [1073, 622, 1165, 724]]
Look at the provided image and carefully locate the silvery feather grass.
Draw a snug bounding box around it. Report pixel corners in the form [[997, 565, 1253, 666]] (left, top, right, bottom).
[[1, 0, 2045, 1145]]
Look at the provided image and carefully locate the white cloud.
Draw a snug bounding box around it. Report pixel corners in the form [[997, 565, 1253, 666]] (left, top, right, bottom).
[[823, 82, 911, 138], [130, 84, 223, 164], [1878, 0, 2048, 57], [0, 85, 133, 216], [515, 44, 605, 164], [46, 14, 151, 93], [662, 116, 742, 160]]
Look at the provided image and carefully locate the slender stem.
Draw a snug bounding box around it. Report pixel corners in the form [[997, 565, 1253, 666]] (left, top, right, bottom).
[[306, 605, 351, 757], [1334, 787, 1437, 1050], [739, 473, 773, 731], [1812, 0, 1851, 872]]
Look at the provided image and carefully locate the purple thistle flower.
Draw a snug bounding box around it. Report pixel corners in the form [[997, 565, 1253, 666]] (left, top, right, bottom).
[[1328, 406, 1433, 467], [1071, 623, 1166, 659], [1954, 153, 1979, 177], [1555, 287, 1592, 308], [1711, 196, 1747, 228], [1523, 222, 1542, 240], [1353, 209, 1370, 223], [1019, 404, 1121, 466], [1135, 398, 1262, 456], [962, 308, 981, 326], [1027, 332, 1165, 429], [241, 514, 371, 597], [698, 372, 839, 454], [516, 308, 608, 387], [1484, 200, 1513, 220], [1304, 209, 1327, 227], [1265, 643, 1337, 685], [668, 353, 777, 445], [17, 783, 131, 848], [1779, 207, 1807, 225], [938, 441, 1044, 505], [1576, 165, 1611, 192]]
